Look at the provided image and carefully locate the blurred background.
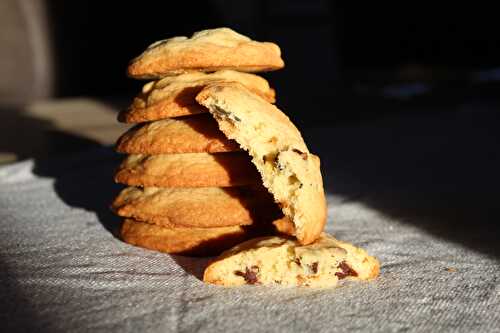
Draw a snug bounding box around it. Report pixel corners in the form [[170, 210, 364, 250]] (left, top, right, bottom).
[[1, 0, 500, 163]]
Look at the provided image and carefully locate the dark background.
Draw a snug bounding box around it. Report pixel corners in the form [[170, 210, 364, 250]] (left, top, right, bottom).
[[44, 1, 500, 126], [3, 1, 500, 127]]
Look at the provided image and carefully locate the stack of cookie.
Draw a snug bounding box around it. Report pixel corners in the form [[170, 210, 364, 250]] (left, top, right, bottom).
[[111, 28, 287, 255], [111, 28, 380, 287]]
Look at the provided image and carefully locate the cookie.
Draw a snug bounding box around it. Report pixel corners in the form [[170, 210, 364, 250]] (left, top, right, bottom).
[[127, 28, 284, 79], [272, 216, 296, 236], [121, 218, 251, 256], [196, 82, 326, 245], [119, 70, 275, 123], [111, 186, 282, 229], [115, 152, 260, 188], [203, 234, 380, 287], [115, 114, 240, 154]]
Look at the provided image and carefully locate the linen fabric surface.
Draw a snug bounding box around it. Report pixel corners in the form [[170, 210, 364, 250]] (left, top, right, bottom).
[[1, 109, 499, 332]]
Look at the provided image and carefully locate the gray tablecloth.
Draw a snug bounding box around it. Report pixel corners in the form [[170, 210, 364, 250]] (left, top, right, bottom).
[[1, 110, 499, 332]]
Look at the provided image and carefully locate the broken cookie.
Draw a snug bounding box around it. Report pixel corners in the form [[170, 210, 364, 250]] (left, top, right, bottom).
[[203, 234, 379, 287], [196, 82, 327, 245]]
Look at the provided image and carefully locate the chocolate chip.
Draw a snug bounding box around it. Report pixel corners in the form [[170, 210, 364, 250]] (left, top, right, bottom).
[[335, 261, 358, 279], [294, 258, 301, 266], [310, 262, 319, 274], [291, 148, 308, 160], [234, 266, 259, 284]]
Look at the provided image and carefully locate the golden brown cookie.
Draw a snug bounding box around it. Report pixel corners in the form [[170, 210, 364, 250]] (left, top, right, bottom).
[[203, 234, 380, 287], [111, 186, 282, 229], [196, 82, 326, 245], [121, 218, 252, 256], [115, 114, 240, 154], [128, 28, 284, 79], [119, 70, 275, 123], [114, 152, 260, 188]]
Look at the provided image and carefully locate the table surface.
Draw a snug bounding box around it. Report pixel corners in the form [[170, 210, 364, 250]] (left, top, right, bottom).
[[0, 98, 129, 164], [1, 98, 499, 332]]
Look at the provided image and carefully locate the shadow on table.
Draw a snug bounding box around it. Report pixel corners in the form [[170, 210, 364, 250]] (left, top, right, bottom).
[[25, 101, 500, 291], [172, 255, 211, 281], [0, 109, 123, 331], [0, 107, 105, 162], [32, 144, 123, 237], [30, 140, 212, 282], [308, 106, 500, 260]]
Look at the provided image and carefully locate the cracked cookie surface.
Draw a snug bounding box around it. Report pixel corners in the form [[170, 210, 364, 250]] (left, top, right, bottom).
[[121, 218, 252, 256], [115, 152, 260, 188], [111, 186, 282, 229], [128, 28, 284, 79], [120, 70, 275, 123], [115, 114, 240, 154]]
